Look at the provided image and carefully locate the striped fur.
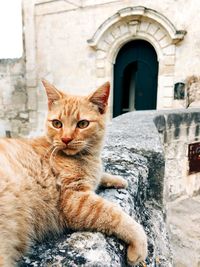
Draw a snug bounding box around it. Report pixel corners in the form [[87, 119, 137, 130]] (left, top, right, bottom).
[[0, 81, 147, 266]]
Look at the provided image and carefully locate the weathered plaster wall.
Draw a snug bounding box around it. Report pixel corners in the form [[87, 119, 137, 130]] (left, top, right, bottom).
[[0, 58, 29, 137], [155, 110, 200, 202]]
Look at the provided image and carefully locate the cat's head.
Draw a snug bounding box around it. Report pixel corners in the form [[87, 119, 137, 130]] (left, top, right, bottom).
[[42, 80, 110, 156]]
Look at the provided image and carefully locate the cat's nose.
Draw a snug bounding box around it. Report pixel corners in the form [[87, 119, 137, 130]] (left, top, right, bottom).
[[61, 137, 72, 145]]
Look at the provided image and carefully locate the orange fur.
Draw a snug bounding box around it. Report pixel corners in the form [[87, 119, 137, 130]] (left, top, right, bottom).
[[0, 81, 147, 266]]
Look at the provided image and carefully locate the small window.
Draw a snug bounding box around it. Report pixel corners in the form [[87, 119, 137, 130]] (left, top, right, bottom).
[[0, 0, 23, 59], [174, 82, 185, 100]]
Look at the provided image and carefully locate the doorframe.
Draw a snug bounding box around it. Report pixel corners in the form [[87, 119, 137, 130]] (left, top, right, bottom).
[[114, 40, 158, 115], [88, 6, 186, 116]]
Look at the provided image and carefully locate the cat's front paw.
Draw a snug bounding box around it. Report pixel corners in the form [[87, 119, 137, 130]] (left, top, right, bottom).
[[127, 224, 148, 266], [110, 175, 128, 189]]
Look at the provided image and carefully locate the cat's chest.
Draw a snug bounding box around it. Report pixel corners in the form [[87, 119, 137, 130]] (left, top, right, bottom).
[[56, 156, 102, 189]]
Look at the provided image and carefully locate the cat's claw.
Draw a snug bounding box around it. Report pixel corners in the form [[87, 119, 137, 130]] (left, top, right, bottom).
[[127, 225, 148, 266]]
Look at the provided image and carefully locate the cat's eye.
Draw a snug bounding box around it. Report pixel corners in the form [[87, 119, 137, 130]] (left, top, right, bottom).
[[77, 120, 89, 129], [52, 119, 62, 129]]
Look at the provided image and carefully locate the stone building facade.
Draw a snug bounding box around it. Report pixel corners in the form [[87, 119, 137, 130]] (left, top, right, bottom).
[[24, 0, 200, 131], [1, 0, 200, 135]]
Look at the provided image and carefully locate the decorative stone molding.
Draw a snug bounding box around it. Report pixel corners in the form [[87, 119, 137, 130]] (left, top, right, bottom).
[[88, 6, 186, 48], [88, 6, 187, 111]]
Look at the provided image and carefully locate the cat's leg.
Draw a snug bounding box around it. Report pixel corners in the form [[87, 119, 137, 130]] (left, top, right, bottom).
[[100, 172, 128, 189], [61, 190, 147, 265]]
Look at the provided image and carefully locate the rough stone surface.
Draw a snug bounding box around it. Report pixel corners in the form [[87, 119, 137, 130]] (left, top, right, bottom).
[[0, 58, 28, 137], [20, 112, 172, 267], [154, 109, 200, 200]]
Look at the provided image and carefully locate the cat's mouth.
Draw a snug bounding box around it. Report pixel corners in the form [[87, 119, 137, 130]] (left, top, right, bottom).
[[61, 141, 86, 155], [51, 140, 87, 156]]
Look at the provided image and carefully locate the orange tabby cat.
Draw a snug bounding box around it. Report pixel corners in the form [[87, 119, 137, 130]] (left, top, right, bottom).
[[0, 80, 147, 266]]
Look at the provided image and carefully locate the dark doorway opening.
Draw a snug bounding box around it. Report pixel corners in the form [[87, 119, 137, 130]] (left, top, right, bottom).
[[113, 40, 158, 117]]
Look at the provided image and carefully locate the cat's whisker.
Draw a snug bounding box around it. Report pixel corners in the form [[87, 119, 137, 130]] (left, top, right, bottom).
[[84, 143, 94, 154], [49, 144, 63, 167], [49, 147, 58, 168]]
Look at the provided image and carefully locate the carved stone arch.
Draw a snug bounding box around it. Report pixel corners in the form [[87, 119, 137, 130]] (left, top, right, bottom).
[[88, 6, 186, 112]]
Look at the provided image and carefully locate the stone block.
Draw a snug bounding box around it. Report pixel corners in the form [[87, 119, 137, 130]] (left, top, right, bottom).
[[98, 41, 109, 51], [96, 50, 106, 60], [27, 87, 37, 110], [139, 21, 149, 32], [148, 23, 159, 36], [128, 22, 138, 35], [6, 110, 18, 119], [111, 26, 121, 39], [159, 64, 175, 76], [20, 125, 30, 136], [162, 85, 174, 97], [163, 45, 176, 56], [159, 36, 171, 48], [163, 56, 175, 66], [172, 99, 186, 109], [11, 92, 27, 111], [19, 112, 29, 119], [96, 68, 105, 78], [96, 59, 105, 68], [154, 29, 166, 41], [12, 75, 26, 91], [29, 111, 37, 120], [119, 23, 129, 35], [11, 119, 22, 135], [105, 33, 115, 45], [160, 76, 174, 87], [163, 97, 173, 108], [9, 59, 25, 75]]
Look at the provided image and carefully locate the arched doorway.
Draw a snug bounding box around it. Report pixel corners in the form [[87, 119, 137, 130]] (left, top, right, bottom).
[[113, 40, 158, 117]]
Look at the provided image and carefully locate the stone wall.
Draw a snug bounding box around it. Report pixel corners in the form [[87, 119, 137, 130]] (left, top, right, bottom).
[[154, 109, 200, 267], [154, 110, 200, 202], [0, 58, 29, 137]]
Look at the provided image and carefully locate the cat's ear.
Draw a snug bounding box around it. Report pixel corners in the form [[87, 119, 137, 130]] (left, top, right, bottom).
[[89, 82, 110, 114], [42, 79, 63, 109]]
